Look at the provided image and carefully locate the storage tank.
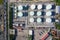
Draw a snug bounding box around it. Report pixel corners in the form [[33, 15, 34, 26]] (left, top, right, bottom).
[[29, 18, 34, 23], [46, 18, 51, 23], [37, 4, 42, 9], [14, 9, 17, 12], [14, 13, 16, 16], [15, 24, 18, 26], [37, 11, 42, 16], [14, 6, 17, 9], [46, 4, 52, 10], [37, 18, 41, 23], [18, 5, 23, 10], [30, 4, 35, 10], [29, 11, 34, 16], [46, 11, 52, 16], [18, 12, 23, 17]]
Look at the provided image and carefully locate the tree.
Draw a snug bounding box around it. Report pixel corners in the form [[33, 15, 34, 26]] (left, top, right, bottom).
[[54, 0, 60, 5]]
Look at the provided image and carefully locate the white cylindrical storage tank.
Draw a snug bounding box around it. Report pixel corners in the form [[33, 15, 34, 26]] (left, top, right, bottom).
[[14, 9, 17, 12], [37, 18, 41, 23], [14, 6, 17, 9], [46, 11, 52, 16], [37, 4, 42, 9], [18, 5, 23, 10], [29, 11, 34, 16], [46, 4, 52, 10], [29, 18, 34, 23], [29, 30, 32, 35], [20, 24, 22, 26], [37, 11, 42, 16], [14, 13, 16, 16], [18, 12, 23, 17], [30, 4, 35, 10], [46, 18, 51, 23]]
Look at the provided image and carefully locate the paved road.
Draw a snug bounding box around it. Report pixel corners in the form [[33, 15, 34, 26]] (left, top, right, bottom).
[[4, 0, 7, 40], [0, 4, 6, 40], [0, 32, 5, 40]]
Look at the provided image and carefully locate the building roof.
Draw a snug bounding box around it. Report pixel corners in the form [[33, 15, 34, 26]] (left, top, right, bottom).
[[41, 33, 49, 40], [56, 6, 60, 13], [29, 30, 32, 35], [18, 5, 23, 10]]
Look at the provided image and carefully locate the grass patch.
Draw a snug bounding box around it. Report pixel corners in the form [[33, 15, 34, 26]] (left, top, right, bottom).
[[28, 35, 32, 40], [0, 0, 3, 4], [55, 23, 60, 30], [9, 7, 13, 29], [54, 0, 60, 5], [10, 34, 14, 40]]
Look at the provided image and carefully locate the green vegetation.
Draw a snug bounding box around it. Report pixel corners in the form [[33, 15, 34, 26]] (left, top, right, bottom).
[[10, 34, 14, 40], [52, 38, 58, 40], [9, 7, 13, 29], [55, 23, 60, 30], [5, 2, 9, 40], [9, 4, 14, 40], [0, 0, 3, 4], [54, 0, 60, 5], [28, 35, 32, 40], [6, 2, 8, 32]]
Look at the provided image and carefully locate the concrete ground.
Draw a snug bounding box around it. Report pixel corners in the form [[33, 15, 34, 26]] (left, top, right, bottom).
[[0, 32, 5, 40], [15, 28, 49, 40], [0, 5, 5, 40], [16, 30, 29, 40]]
